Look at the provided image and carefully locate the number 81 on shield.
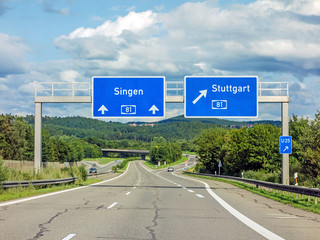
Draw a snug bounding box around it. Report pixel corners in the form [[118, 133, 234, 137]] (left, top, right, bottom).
[[212, 100, 227, 110]]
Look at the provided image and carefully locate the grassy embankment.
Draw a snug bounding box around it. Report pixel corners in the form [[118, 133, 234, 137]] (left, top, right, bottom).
[[0, 165, 98, 202]]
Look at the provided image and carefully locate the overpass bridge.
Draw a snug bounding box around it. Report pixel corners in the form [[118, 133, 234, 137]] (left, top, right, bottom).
[[101, 149, 149, 160]]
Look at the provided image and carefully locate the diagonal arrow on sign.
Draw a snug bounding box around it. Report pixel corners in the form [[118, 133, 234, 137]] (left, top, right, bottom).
[[192, 89, 207, 104]]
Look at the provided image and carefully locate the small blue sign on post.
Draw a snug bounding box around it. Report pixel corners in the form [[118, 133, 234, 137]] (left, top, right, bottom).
[[184, 76, 258, 118], [280, 136, 292, 154], [92, 76, 165, 118]]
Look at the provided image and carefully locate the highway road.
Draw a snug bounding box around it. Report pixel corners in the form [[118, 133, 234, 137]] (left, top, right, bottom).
[[82, 159, 123, 174], [1, 161, 320, 240]]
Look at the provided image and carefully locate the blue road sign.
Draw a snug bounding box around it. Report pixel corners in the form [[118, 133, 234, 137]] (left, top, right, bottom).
[[92, 76, 165, 118], [280, 136, 292, 154], [184, 76, 258, 118]]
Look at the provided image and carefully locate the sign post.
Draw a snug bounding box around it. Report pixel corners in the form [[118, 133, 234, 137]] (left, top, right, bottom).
[[92, 76, 165, 118], [185, 76, 258, 118]]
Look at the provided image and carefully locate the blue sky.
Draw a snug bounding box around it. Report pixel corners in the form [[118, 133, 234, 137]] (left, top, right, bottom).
[[0, 0, 320, 122]]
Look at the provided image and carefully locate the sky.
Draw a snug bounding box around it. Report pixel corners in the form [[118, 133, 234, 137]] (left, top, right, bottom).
[[0, 0, 320, 122]]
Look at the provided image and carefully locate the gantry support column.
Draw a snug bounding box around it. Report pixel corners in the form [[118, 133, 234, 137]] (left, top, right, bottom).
[[34, 102, 42, 173], [281, 102, 289, 185]]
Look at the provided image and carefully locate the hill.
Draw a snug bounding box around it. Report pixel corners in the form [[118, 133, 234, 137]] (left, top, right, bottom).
[[25, 115, 281, 142]]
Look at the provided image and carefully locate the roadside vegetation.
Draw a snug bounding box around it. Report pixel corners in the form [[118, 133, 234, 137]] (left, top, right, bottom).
[[194, 112, 320, 188], [1, 111, 320, 191], [83, 157, 123, 165], [0, 160, 96, 202], [111, 157, 140, 172], [0, 161, 87, 182], [0, 178, 100, 202]]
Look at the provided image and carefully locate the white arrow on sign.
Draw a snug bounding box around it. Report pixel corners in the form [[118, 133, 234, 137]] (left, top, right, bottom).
[[192, 89, 207, 104], [283, 146, 289, 152], [98, 105, 108, 115], [149, 105, 159, 114]]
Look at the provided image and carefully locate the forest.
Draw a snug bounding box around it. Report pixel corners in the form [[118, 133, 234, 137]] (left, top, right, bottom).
[[194, 112, 320, 187], [0, 113, 319, 187]]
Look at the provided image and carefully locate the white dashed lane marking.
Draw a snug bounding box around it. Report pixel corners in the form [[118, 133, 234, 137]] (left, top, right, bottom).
[[196, 194, 205, 198], [61, 234, 76, 240], [107, 202, 118, 209]]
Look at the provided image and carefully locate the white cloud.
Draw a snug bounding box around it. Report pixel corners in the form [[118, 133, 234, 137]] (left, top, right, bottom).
[[60, 70, 80, 82], [250, 0, 320, 16], [2, 0, 320, 120], [53, 1, 320, 79], [63, 10, 156, 39], [0, 33, 29, 77]]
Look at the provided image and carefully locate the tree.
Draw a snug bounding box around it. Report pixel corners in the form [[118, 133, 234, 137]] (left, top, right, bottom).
[[300, 111, 320, 185], [0, 115, 15, 159], [194, 128, 227, 173], [149, 137, 182, 164]]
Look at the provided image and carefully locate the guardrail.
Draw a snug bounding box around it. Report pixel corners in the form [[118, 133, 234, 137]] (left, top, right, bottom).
[[1, 177, 77, 189], [87, 170, 114, 178], [184, 172, 320, 204]]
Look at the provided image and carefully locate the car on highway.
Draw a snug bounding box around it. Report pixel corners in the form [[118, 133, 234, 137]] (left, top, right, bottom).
[[89, 167, 97, 173], [167, 167, 174, 172]]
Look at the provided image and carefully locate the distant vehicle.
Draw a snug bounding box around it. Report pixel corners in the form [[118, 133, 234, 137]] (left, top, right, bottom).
[[167, 167, 174, 172], [89, 167, 97, 173], [93, 163, 97, 167]]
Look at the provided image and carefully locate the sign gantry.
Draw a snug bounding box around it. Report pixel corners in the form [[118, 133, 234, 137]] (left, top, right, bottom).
[[34, 79, 290, 185]]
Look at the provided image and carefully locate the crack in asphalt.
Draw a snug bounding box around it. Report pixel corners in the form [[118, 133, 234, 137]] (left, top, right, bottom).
[[0, 206, 8, 211], [278, 208, 320, 223], [145, 189, 160, 240], [82, 198, 90, 205], [253, 198, 273, 209], [30, 209, 68, 240], [96, 205, 105, 210]]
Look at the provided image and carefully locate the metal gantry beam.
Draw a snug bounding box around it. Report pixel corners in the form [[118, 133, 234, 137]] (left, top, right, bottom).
[[34, 81, 290, 185]]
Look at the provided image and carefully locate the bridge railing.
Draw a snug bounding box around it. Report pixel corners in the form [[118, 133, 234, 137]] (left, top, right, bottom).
[[35, 80, 289, 98], [35, 82, 91, 97]]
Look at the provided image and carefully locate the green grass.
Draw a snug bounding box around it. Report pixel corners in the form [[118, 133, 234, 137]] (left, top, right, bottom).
[[83, 157, 122, 165], [0, 178, 100, 202], [182, 151, 197, 155], [144, 156, 188, 169], [183, 173, 320, 214]]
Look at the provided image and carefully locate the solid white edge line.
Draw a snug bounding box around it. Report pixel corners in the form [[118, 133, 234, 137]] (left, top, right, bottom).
[[172, 172, 285, 240], [0, 162, 132, 207], [107, 202, 118, 209], [61, 233, 76, 240]]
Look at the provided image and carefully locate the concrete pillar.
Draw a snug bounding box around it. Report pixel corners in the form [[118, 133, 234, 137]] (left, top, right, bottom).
[[281, 102, 289, 185], [34, 102, 42, 172], [141, 155, 146, 160]]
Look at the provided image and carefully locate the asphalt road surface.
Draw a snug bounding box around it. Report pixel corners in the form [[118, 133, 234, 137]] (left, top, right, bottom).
[[83, 159, 123, 174], [1, 161, 320, 240]]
